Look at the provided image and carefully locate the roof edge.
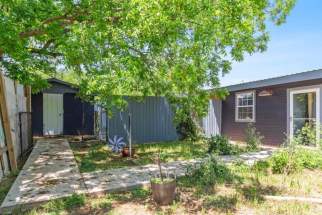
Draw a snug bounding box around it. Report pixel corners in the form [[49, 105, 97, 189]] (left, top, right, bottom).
[[224, 68, 322, 92]]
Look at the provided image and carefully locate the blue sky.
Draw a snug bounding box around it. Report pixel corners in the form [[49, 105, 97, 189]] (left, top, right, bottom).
[[220, 0, 322, 86]]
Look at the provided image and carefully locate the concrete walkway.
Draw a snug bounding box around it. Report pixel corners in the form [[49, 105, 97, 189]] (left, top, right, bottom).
[[82, 149, 273, 195], [0, 139, 273, 213], [0, 139, 86, 213]]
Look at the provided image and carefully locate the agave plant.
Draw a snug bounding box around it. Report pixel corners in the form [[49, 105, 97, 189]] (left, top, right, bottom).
[[108, 136, 126, 153]]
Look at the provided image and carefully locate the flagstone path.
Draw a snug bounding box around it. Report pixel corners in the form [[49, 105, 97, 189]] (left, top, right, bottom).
[[0, 138, 274, 213]]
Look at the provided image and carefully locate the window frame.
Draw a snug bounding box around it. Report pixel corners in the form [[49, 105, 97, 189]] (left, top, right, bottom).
[[235, 90, 256, 123]]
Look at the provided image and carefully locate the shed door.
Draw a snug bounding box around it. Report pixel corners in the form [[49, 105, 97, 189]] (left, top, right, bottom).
[[43, 93, 63, 135]]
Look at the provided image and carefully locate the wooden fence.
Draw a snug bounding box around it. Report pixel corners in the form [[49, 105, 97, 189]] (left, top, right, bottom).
[[0, 73, 32, 181]]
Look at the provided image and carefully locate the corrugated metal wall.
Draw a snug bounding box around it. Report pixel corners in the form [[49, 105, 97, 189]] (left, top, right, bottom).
[[108, 97, 178, 143], [106, 97, 222, 144]]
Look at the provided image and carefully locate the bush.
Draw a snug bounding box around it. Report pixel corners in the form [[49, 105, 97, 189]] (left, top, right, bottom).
[[245, 124, 263, 151], [186, 156, 238, 190], [269, 150, 302, 174], [293, 122, 317, 146], [252, 160, 271, 174], [207, 135, 240, 155], [297, 149, 322, 170], [176, 114, 199, 141]]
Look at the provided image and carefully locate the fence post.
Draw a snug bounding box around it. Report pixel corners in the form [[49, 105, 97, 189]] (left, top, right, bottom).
[[25, 86, 32, 113], [0, 74, 17, 170]]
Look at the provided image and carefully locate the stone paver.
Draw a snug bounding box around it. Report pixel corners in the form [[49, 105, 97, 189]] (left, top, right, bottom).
[[82, 149, 274, 195], [0, 138, 86, 213]]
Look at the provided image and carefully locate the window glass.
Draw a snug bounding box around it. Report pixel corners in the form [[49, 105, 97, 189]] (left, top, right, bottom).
[[236, 92, 255, 122]]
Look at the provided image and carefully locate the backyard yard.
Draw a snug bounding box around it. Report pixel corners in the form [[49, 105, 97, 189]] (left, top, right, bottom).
[[18, 148, 322, 215], [0, 136, 321, 214]]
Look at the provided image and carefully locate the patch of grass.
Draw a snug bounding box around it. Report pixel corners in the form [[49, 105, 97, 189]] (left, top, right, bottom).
[[108, 188, 151, 202], [71, 140, 208, 172], [0, 171, 19, 204], [26, 193, 86, 215], [203, 194, 238, 212], [251, 201, 321, 215]]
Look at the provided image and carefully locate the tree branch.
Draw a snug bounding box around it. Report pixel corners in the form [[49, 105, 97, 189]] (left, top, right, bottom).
[[29, 48, 63, 57]]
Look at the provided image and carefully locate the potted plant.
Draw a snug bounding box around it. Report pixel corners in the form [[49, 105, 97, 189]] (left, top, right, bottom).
[[150, 152, 176, 205], [121, 145, 136, 157]]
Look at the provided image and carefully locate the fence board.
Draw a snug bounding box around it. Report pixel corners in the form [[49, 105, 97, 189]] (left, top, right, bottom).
[[0, 74, 17, 170]]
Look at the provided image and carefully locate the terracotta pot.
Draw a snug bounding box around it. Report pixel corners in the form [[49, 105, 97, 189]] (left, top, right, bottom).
[[151, 179, 176, 205], [122, 147, 136, 157]]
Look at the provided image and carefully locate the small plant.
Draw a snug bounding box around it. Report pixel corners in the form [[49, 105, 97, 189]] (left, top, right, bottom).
[[176, 111, 199, 141], [252, 160, 271, 174], [269, 150, 302, 174], [207, 135, 239, 155], [186, 156, 238, 191], [293, 122, 317, 146], [150, 151, 176, 205], [297, 149, 322, 169], [245, 123, 263, 151], [152, 151, 175, 182], [108, 135, 126, 153]]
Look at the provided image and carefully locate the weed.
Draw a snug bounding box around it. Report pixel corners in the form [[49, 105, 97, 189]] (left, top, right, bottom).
[[203, 194, 238, 212], [207, 135, 242, 155], [245, 124, 263, 151]]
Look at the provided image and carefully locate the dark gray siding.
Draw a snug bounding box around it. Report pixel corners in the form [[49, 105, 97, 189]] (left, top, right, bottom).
[[63, 93, 94, 135], [108, 97, 178, 143], [107, 97, 222, 144], [222, 78, 322, 145], [31, 93, 43, 136]]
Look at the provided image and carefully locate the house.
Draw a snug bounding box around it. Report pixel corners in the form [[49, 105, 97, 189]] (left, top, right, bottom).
[[221, 68, 322, 146], [32, 78, 94, 136], [32, 68, 322, 146]]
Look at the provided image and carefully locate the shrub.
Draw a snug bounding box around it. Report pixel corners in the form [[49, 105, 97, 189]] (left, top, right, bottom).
[[293, 122, 317, 146], [207, 135, 240, 155], [245, 124, 263, 151], [269, 150, 302, 174], [186, 156, 238, 190], [176, 114, 199, 141], [297, 149, 322, 170], [252, 160, 271, 174]]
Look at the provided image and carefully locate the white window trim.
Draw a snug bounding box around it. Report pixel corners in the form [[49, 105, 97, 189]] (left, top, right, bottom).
[[235, 90, 256, 123]]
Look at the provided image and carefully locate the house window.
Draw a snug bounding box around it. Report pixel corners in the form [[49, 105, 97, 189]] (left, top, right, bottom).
[[235, 91, 255, 122]]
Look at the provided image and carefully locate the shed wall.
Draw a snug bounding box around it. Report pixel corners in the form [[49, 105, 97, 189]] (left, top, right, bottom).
[[63, 93, 94, 135]]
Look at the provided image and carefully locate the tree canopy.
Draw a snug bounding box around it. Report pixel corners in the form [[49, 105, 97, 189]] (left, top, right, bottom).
[[0, 0, 295, 118]]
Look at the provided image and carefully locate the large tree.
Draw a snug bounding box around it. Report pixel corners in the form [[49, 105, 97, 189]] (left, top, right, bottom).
[[0, 0, 295, 118]]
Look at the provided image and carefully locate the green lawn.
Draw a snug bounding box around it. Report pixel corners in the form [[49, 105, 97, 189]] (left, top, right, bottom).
[[71, 140, 209, 173]]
